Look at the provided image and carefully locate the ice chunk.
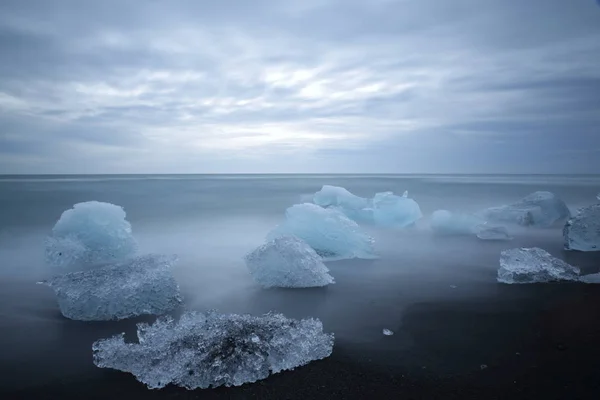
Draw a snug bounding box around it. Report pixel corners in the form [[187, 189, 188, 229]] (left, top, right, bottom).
[[267, 203, 377, 261], [430, 210, 482, 235], [45, 201, 137, 269], [383, 328, 394, 336], [40, 254, 182, 321], [244, 236, 334, 288], [563, 204, 600, 251], [498, 247, 580, 284], [476, 225, 512, 241], [313, 185, 373, 222], [92, 311, 334, 390], [481, 192, 570, 227], [372, 191, 422, 228], [580, 273, 600, 284]]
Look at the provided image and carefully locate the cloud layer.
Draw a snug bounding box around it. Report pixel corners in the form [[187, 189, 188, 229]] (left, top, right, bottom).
[[1, 0, 599, 173]]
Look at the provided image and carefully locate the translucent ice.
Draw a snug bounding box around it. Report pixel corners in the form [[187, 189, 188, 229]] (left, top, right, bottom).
[[45, 201, 138, 269], [92, 311, 334, 390], [244, 236, 334, 288], [481, 192, 570, 227], [563, 204, 600, 251], [430, 210, 482, 235], [372, 191, 422, 228], [267, 203, 377, 261], [476, 225, 512, 241], [498, 247, 580, 284], [313, 185, 372, 222], [40, 254, 182, 321]]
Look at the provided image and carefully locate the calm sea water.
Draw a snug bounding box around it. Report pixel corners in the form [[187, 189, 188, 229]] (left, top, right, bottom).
[[1, 174, 599, 390]]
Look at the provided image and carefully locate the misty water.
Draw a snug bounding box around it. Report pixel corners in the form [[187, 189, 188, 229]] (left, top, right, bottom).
[[1, 174, 600, 390]]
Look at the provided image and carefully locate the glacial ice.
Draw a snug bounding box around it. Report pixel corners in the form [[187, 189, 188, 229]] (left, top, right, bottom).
[[313, 185, 372, 222], [372, 191, 422, 228], [580, 273, 600, 284], [563, 204, 600, 251], [45, 201, 138, 269], [244, 236, 334, 288], [40, 254, 182, 321], [430, 210, 481, 235], [481, 191, 570, 227], [498, 247, 580, 284], [92, 311, 334, 390], [476, 225, 512, 241], [267, 203, 377, 261]]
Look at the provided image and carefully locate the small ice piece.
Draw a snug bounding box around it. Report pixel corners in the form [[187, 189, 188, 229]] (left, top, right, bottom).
[[45, 201, 138, 269], [481, 191, 570, 227], [313, 185, 373, 222], [476, 225, 513, 241], [92, 311, 334, 390], [597, 193, 600, 201], [244, 236, 334, 288], [383, 328, 394, 336], [450, 285, 457, 289], [40, 254, 182, 321], [430, 210, 482, 235], [580, 273, 600, 284], [563, 204, 600, 252], [402, 190, 408, 198], [267, 203, 377, 261], [372, 191, 422, 228], [498, 247, 580, 284]]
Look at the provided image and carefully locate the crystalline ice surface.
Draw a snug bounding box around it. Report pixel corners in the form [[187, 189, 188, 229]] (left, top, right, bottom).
[[245, 236, 334, 288], [481, 192, 570, 228], [430, 210, 482, 235], [92, 311, 334, 390], [40, 254, 182, 321], [45, 201, 138, 270], [267, 203, 377, 261], [563, 204, 600, 252], [498, 247, 580, 284], [476, 225, 512, 241], [372, 191, 422, 228], [313, 185, 373, 223]]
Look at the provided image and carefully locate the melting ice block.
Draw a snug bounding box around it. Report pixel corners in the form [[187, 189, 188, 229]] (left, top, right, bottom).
[[40, 254, 182, 321], [313, 185, 372, 222], [476, 225, 512, 241], [92, 311, 334, 390], [563, 204, 600, 251], [498, 247, 580, 284], [245, 236, 334, 288], [372, 191, 422, 228], [481, 191, 570, 227], [267, 203, 377, 261], [45, 201, 138, 269], [430, 210, 482, 235]]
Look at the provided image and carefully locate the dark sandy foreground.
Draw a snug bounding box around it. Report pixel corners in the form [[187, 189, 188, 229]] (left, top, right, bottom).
[[2, 283, 600, 400]]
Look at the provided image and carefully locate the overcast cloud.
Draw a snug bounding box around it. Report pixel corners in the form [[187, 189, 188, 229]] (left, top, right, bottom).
[[0, 0, 599, 173]]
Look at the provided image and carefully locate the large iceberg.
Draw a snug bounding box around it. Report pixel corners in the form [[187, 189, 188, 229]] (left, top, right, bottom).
[[498, 247, 580, 284], [372, 191, 422, 228], [430, 210, 481, 235], [39, 254, 182, 321], [245, 236, 334, 288], [92, 311, 334, 390], [563, 204, 600, 251], [480, 191, 570, 227], [45, 201, 138, 269], [267, 203, 377, 261]]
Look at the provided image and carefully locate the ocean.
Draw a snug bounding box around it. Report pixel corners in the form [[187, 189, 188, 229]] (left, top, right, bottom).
[[1, 174, 599, 399]]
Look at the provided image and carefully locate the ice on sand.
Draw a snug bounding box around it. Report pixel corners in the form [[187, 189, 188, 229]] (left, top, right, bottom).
[[40, 254, 182, 321], [92, 311, 334, 390], [244, 236, 334, 288], [481, 191, 570, 227], [430, 210, 482, 235], [563, 204, 600, 252], [267, 203, 377, 261], [372, 191, 422, 228], [45, 201, 137, 269], [498, 247, 580, 284], [476, 225, 512, 241]]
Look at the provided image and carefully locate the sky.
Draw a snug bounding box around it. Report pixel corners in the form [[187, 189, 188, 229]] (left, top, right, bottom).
[[0, 0, 599, 174]]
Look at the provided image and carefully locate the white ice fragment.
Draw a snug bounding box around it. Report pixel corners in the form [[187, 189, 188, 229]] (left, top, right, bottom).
[[563, 204, 600, 252], [498, 247, 580, 284], [383, 328, 394, 336], [313, 185, 372, 223], [597, 193, 600, 201], [480, 191, 570, 227], [372, 191, 422, 228], [402, 190, 408, 198], [40, 254, 182, 320], [45, 201, 138, 270], [92, 311, 334, 390], [267, 203, 377, 261], [476, 225, 513, 241], [430, 210, 482, 235], [244, 236, 334, 288], [580, 273, 600, 284]]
